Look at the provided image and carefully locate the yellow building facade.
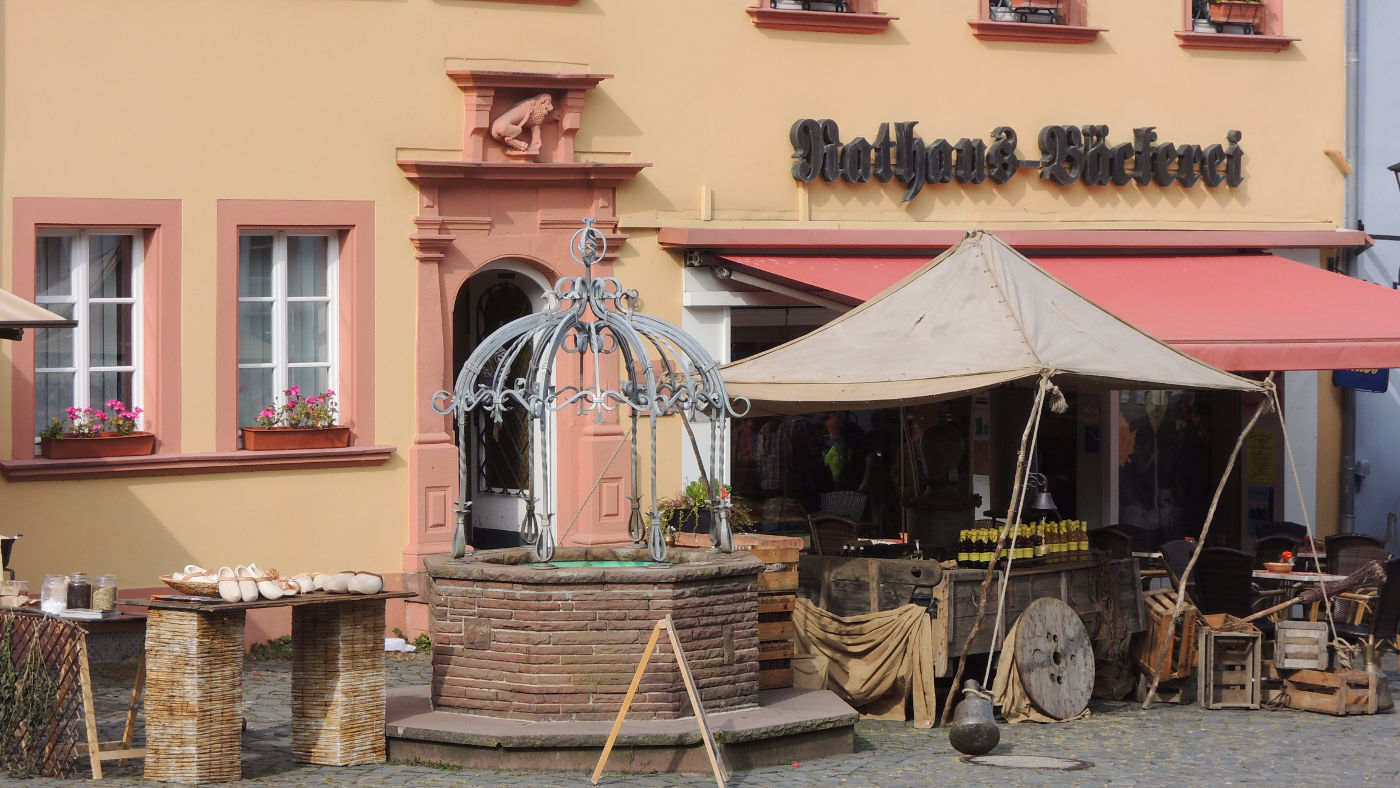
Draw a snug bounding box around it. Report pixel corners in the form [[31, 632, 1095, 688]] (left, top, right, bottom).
[[1, 1, 1358, 637]]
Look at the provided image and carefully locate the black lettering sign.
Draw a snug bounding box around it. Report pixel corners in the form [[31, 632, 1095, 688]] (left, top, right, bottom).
[[893, 122, 926, 202], [872, 123, 896, 184], [953, 138, 987, 185], [986, 126, 1018, 185], [1081, 125, 1111, 187], [925, 139, 954, 184], [841, 137, 873, 183], [788, 119, 1244, 199]]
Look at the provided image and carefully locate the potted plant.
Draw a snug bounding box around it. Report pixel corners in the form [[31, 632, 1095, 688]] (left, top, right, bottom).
[[1204, 0, 1264, 30], [658, 480, 756, 544], [241, 386, 350, 450], [39, 401, 155, 459], [989, 0, 1066, 24]]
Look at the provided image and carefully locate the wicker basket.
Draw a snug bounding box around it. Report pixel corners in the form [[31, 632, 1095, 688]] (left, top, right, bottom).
[[159, 575, 221, 597], [161, 568, 279, 597]]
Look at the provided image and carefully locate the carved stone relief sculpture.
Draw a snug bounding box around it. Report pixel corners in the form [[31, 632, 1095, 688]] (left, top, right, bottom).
[[490, 93, 555, 159]]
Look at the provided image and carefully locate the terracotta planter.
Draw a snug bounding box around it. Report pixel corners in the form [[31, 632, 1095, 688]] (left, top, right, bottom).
[[1209, 1, 1264, 25], [241, 426, 351, 451], [40, 431, 156, 460]]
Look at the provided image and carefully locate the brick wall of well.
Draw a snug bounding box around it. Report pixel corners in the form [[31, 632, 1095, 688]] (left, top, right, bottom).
[[429, 574, 760, 721]]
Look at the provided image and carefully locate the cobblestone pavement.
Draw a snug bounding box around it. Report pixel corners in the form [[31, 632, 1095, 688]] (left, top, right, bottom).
[[11, 652, 1400, 787]]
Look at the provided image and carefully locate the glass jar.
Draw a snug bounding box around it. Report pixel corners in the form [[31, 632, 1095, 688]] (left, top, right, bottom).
[[66, 572, 92, 610], [41, 574, 67, 614], [93, 575, 118, 611]]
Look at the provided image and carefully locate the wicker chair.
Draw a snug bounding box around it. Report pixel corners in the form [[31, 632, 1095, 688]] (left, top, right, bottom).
[[1194, 547, 1258, 620], [1160, 539, 1196, 589], [1111, 523, 1163, 554], [817, 490, 868, 522], [1089, 526, 1132, 559], [1319, 535, 1392, 624], [808, 514, 862, 556], [1256, 520, 1308, 544], [1333, 557, 1400, 649], [1253, 534, 1301, 568], [1326, 534, 1391, 576]]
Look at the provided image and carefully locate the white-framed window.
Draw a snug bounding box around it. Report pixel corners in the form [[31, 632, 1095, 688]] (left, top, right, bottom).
[[33, 230, 144, 441], [237, 232, 339, 428]]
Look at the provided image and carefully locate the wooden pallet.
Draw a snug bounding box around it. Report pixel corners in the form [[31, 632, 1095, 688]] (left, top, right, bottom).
[[740, 535, 802, 690], [1133, 588, 1200, 682], [1283, 669, 1382, 715], [1197, 627, 1261, 710]]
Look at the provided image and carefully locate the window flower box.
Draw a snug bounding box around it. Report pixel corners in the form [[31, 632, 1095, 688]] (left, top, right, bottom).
[[241, 426, 351, 451], [1209, 0, 1264, 26], [243, 387, 349, 450], [41, 431, 156, 460]]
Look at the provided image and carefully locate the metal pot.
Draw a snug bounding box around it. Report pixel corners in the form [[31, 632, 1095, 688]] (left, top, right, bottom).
[[948, 679, 1000, 755], [1363, 640, 1394, 713]]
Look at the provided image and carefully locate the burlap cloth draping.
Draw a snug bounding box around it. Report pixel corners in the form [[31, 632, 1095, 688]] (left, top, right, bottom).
[[792, 598, 938, 728], [991, 617, 1091, 724]]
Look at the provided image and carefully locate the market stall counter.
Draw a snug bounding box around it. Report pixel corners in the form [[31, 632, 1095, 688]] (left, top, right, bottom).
[[126, 590, 414, 784]]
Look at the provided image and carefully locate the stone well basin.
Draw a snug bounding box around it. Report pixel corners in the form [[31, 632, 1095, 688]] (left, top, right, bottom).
[[425, 545, 764, 721]]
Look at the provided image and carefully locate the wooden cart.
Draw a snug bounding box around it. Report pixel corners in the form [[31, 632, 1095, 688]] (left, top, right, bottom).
[[799, 556, 1145, 676]]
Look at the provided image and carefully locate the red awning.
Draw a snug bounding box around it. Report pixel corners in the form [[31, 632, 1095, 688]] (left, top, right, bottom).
[[717, 253, 1400, 372]]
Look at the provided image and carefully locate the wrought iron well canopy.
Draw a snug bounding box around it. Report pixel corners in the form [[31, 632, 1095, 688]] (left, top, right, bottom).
[[433, 219, 748, 562]]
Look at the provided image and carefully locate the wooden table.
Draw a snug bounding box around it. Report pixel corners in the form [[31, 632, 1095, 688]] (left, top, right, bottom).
[[6, 609, 148, 779], [1252, 570, 1347, 583], [129, 591, 414, 784]]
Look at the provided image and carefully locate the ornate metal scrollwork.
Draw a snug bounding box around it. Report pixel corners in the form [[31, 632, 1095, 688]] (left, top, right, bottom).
[[434, 219, 750, 563]]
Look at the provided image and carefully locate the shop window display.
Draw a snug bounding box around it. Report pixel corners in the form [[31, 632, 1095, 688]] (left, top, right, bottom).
[[1116, 389, 1216, 544]]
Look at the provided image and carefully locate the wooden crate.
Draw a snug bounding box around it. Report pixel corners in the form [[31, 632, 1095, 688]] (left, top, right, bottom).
[[1197, 628, 1261, 710], [740, 534, 801, 690], [1133, 588, 1200, 682], [1274, 620, 1329, 671], [1284, 669, 1382, 715]]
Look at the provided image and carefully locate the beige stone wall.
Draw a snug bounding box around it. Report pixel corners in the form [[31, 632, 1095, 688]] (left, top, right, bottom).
[[0, 1, 1346, 588]]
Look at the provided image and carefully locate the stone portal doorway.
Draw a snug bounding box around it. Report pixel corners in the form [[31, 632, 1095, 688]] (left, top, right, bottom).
[[451, 263, 551, 549]]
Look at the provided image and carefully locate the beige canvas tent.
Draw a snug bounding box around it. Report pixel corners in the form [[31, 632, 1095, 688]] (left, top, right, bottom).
[[717, 231, 1281, 719], [720, 231, 1265, 412], [0, 287, 75, 341]]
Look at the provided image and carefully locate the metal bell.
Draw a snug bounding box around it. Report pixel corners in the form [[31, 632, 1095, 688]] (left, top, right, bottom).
[[948, 679, 1000, 755]]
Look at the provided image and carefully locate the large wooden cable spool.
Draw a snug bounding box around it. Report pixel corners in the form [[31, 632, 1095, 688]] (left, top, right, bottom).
[[1014, 597, 1095, 720]]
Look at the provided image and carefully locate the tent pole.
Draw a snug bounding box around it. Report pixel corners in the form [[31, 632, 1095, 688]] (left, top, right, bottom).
[[1141, 383, 1272, 709], [938, 377, 1048, 728]]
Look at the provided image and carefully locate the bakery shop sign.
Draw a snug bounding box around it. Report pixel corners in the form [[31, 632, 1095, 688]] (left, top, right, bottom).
[[789, 119, 1244, 202]]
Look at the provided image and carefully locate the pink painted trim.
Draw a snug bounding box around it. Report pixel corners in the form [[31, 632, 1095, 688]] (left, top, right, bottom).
[[746, 6, 896, 34], [0, 444, 394, 481], [968, 20, 1105, 44], [1175, 31, 1297, 52], [10, 198, 182, 460], [445, 70, 610, 91], [215, 201, 375, 453], [397, 160, 648, 185], [656, 227, 1373, 251]]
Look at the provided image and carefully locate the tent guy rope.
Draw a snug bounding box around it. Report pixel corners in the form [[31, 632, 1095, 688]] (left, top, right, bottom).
[[939, 375, 1049, 728], [1140, 376, 1273, 708]]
